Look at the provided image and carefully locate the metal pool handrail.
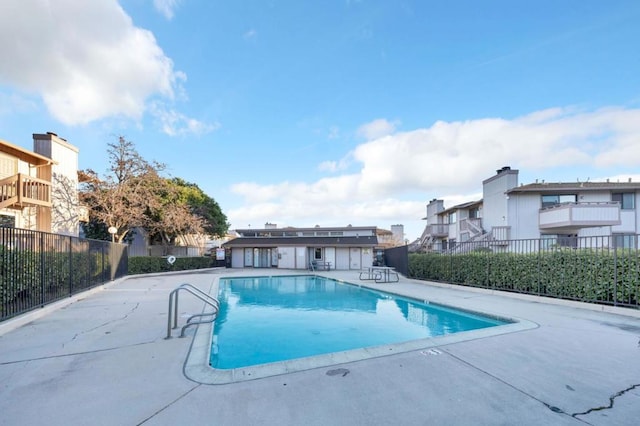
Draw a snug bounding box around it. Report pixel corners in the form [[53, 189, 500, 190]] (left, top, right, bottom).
[[166, 283, 220, 339]]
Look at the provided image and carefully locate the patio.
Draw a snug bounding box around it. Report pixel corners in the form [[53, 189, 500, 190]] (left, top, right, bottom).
[[1, 268, 639, 425]]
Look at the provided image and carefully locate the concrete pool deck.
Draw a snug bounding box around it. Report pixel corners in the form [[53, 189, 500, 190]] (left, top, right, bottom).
[[1, 269, 640, 425]]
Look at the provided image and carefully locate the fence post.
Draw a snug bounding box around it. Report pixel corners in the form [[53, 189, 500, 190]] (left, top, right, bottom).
[[110, 243, 118, 281], [102, 243, 107, 282], [613, 237, 618, 307], [68, 236, 73, 296], [39, 232, 45, 307]]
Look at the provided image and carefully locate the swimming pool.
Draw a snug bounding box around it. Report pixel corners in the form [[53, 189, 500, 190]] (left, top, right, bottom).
[[212, 275, 507, 368], [184, 273, 535, 384]]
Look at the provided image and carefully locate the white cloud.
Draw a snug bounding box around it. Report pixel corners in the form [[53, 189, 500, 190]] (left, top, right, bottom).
[[150, 102, 220, 137], [0, 0, 189, 128], [0, 91, 38, 115], [318, 161, 340, 173], [328, 125, 340, 139], [243, 29, 257, 40], [318, 152, 353, 173], [357, 118, 399, 140], [351, 106, 640, 195], [154, 0, 181, 20], [227, 106, 640, 240]]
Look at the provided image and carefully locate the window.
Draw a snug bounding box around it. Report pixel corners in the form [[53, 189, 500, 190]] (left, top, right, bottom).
[[469, 208, 480, 219], [330, 231, 343, 236], [314, 248, 323, 260], [613, 234, 636, 249], [541, 194, 577, 208], [0, 214, 15, 228], [0, 153, 18, 179], [448, 212, 457, 224], [612, 193, 635, 210], [541, 234, 577, 249]]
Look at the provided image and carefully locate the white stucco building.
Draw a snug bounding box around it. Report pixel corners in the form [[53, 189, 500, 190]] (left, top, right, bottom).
[[223, 225, 378, 270], [420, 167, 639, 251]]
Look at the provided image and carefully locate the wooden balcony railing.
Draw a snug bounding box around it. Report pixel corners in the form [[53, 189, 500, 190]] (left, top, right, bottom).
[[0, 173, 51, 210]]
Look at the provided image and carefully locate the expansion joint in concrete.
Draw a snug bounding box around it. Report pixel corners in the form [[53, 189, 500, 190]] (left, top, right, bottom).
[[135, 384, 201, 425]]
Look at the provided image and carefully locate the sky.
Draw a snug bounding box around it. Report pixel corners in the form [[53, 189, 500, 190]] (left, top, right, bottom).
[[1, 0, 640, 242]]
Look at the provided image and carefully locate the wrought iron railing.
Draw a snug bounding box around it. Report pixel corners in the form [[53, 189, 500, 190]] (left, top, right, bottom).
[[409, 234, 640, 309], [0, 227, 128, 321]]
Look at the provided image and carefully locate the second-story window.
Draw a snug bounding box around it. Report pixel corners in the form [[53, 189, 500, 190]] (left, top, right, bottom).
[[448, 212, 457, 224], [541, 194, 576, 208], [0, 153, 18, 179], [612, 193, 635, 210]]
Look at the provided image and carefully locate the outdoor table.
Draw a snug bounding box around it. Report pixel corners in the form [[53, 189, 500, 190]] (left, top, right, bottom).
[[310, 261, 332, 271], [359, 266, 399, 283]]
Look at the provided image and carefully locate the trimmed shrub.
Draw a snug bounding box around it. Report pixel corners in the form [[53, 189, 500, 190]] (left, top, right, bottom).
[[408, 249, 640, 307], [127, 256, 215, 275]]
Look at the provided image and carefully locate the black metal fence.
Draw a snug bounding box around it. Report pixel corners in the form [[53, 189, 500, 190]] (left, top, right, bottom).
[[384, 245, 409, 276], [1, 227, 128, 322], [409, 235, 640, 309]]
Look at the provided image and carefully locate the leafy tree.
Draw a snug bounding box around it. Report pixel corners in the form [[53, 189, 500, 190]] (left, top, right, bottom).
[[79, 136, 226, 245], [143, 178, 201, 246], [79, 137, 159, 242], [169, 178, 228, 237]]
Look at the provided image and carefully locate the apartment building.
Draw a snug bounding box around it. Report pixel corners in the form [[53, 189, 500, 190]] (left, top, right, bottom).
[[0, 133, 83, 236], [419, 167, 639, 251]]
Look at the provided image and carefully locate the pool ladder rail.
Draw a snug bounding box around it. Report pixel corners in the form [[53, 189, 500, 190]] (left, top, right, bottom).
[[166, 283, 220, 339]]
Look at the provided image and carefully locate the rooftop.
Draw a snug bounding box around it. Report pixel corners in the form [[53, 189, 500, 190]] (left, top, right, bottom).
[[508, 181, 640, 193]]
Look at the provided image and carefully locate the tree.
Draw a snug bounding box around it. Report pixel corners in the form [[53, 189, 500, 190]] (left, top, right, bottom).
[[143, 178, 228, 246], [169, 178, 228, 237], [79, 136, 228, 246], [79, 137, 159, 242], [143, 177, 202, 246]]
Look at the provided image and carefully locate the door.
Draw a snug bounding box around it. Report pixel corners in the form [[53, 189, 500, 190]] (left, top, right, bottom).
[[244, 248, 253, 267], [295, 246, 307, 269], [350, 247, 361, 270], [335, 248, 350, 270]]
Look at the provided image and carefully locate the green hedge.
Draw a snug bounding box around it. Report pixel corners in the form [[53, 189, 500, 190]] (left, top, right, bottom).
[[409, 250, 640, 307], [127, 256, 215, 275], [1, 245, 109, 319]]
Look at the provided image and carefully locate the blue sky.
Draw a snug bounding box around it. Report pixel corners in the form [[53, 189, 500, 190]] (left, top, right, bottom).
[[1, 0, 640, 241]]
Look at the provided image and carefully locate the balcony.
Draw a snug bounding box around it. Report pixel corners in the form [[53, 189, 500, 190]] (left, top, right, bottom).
[[0, 173, 52, 210], [539, 202, 620, 232], [426, 223, 449, 237]]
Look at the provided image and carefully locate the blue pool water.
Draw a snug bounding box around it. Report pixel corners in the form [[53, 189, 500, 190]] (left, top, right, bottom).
[[210, 275, 508, 369]]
